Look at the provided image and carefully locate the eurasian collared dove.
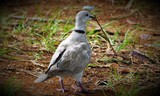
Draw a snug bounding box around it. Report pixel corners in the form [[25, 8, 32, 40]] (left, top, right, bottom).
[[34, 10, 94, 93]]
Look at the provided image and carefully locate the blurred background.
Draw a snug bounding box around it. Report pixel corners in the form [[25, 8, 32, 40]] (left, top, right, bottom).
[[0, 0, 160, 96]]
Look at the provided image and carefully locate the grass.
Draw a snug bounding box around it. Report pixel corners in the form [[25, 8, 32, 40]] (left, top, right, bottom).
[[93, 20, 141, 55], [33, 21, 60, 51], [116, 26, 139, 52], [0, 48, 12, 56], [0, 77, 23, 96], [115, 84, 141, 96], [104, 69, 141, 96]]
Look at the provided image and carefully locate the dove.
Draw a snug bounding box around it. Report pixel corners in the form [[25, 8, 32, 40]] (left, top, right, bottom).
[[34, 10, 94, 93]]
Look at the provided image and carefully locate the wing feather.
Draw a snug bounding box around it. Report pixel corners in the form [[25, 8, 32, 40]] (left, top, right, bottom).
[[57, 42, 91, 73], [45, 48, 66, 73], [45, 41, 67, 73]]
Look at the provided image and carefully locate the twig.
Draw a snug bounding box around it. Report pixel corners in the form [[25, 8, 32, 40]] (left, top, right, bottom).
[[93, 29, 115, 35], [94, 17, 117, 56], [124, 0, 134, 9], [139, 28, 160, 33], [10, 16, 71, 23], [17, 69, 38, 77], [30, 60, 46, 68], [110, 9, 138, 20], [0, 68, 38, 77]]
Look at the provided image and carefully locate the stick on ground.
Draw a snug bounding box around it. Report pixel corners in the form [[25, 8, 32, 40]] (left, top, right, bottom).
[[94, 17, 117, 56]]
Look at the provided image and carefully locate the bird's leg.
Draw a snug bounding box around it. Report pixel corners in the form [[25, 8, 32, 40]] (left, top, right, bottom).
[[77, 81, 88, 93], [56, 79, 66, 92], [60, 79, 65, 92]]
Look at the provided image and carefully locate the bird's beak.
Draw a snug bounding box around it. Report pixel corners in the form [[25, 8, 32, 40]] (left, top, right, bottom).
[[89, 16, 96, 21]]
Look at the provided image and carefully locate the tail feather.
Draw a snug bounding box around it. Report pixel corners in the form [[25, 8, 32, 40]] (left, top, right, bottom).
[[34, 69, 63, 83], [34, 74, 49, 83]]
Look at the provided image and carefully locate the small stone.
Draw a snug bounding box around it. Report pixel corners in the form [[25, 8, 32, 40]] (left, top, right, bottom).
[[16, 72, 20, 74], [140, 34, 151, 40], [83, 6, 94, 11]]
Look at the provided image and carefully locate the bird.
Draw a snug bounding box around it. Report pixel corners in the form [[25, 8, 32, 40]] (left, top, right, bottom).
[[34, 10, 94, 93]]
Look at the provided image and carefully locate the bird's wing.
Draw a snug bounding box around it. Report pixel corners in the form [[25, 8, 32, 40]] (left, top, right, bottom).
[[57, 42, 91, 73], [45, 41, 67, 73]]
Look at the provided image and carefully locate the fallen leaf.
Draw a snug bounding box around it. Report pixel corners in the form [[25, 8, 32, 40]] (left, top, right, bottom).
[[120, 68, 131, 74]]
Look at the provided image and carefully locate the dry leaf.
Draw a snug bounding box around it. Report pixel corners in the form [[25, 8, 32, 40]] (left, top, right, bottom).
[[120, 68, 131, 74]]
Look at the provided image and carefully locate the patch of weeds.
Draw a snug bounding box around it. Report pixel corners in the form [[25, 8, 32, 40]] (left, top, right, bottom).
[[102, 67, 141, 96], [116, 26, 139, 52], [111, 68, 122, 82], [0, 77, 23, 96], [0, 48, 12, 56], [0, 48, 18, 60], [63, 18, 73, 33], [13, 19, 26, 34], [115, 84, 141, 96], [88, 21, 115, 46], [33, 21, 61, 51], [115, 74, 141, 96], [112, 29, 120, 45], [61, 18, 74, 39], [89, 32, 102, 46], [116, 72, 140, 96], [97, 21, 115, 43], [32, 51, 43, 61], [106, 70, 142, 96]]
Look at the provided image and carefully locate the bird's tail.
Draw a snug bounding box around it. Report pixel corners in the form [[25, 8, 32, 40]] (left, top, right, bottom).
[[34, 74, 49, 83]]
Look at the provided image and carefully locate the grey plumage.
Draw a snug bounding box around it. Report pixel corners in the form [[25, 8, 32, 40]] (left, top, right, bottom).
[[34, 10, 93, 92]]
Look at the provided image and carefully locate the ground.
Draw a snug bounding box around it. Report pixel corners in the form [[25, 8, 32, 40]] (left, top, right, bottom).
[[0, 0, 160, 96]]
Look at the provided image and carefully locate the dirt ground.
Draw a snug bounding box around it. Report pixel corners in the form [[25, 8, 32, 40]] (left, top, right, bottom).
[[0, 0, 160, 96]]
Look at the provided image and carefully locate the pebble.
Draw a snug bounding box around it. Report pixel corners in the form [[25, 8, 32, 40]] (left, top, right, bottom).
[[83, 6, 94, 11], [140, 34, 151, 40]]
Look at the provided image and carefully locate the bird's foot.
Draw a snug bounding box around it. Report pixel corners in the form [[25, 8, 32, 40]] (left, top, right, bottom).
[[56, 88, 68, 93], [80, 88, 90, 93], [57, 79, 68, 93], [71, 84, 90, 93]]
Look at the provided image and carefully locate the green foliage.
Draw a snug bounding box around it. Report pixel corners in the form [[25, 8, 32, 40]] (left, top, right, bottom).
[[32, 51, 43, 61], [97, 21, 115, 44], [116, 84, 141, 96], [0, 77, 22, 96], [97, 63, 141, 96], [32, 21, 60, 51], [87, 63, 98, 67], [0, 47, 22, 60], [61, 18, 74, 39], [111, 68, 122, 82], [115, 74, 141, 96], [112, 29, 120, 44], [116, 27, 138, 52], [0, 48, 12, 56]]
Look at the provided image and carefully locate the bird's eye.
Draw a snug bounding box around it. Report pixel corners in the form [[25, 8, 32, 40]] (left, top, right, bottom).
[[86, 14, 88, 16]]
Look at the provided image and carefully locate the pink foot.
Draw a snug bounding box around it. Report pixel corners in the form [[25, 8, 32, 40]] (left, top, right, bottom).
[[56, 88, 67, 93], [71, 84, 89, 93]]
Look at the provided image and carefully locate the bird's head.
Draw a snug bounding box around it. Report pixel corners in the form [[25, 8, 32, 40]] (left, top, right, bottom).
[[76, 10, 95, 23]]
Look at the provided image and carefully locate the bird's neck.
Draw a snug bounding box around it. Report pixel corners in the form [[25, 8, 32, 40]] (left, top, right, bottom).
[[66, 21, 86, 42], [66, 19, 88, 42], [75, 20, 86, 32]]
